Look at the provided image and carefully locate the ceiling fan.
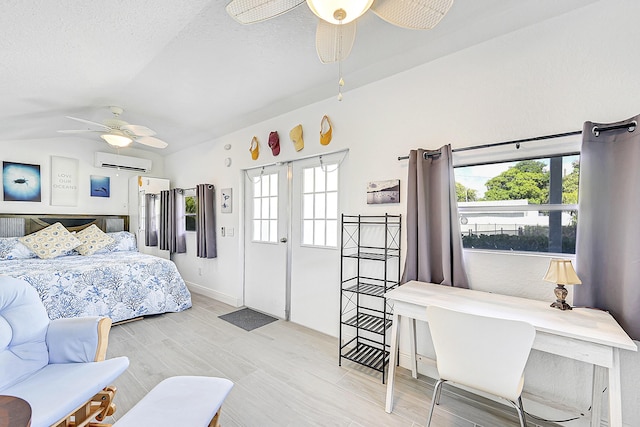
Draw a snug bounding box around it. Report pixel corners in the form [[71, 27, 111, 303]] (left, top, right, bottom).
[[225, 0, 454, 64], [58, 106, 168, 149]]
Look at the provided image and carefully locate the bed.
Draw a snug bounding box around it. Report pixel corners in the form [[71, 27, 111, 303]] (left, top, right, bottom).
[[0, 214, 192, 323]]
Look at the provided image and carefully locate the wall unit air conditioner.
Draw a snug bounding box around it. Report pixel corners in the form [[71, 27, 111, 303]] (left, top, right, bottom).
[[94, 152, 152, 173]]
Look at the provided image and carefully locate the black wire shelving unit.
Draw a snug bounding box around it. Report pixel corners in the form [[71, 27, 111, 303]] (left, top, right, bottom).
[[338, 214, 401, 383]]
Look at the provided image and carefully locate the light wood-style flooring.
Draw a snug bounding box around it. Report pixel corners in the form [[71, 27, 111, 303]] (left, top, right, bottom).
[[105, 293, 559, 427]]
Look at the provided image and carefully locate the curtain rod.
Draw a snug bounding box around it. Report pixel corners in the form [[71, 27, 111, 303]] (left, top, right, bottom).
[[397, 121, 637, 161]]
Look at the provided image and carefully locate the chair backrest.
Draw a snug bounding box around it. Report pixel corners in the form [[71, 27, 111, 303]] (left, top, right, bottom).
[[0, 275, 51, 390], [426, 305, 536, 401]]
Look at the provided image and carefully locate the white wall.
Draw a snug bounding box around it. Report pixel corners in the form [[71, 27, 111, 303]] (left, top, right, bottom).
[[0, 137, 164, 215], [164, 1, 640, 425]]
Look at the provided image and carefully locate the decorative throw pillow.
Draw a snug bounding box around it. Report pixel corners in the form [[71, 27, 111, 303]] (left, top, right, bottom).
[[95, 231, 138, 253], [75, 224, 115, 256], [19, 222, 81, 259]]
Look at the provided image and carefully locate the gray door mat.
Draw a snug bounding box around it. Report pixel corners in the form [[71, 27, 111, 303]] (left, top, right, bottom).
[[218, 307, 278, 331]]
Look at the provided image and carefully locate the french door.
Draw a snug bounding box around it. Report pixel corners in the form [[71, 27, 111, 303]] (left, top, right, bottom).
[[243, 152, 346, 336]]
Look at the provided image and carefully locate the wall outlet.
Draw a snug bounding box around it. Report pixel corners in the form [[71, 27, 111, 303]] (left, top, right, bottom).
[[227, 227, 234, 237], [221, 226, 226, 237]]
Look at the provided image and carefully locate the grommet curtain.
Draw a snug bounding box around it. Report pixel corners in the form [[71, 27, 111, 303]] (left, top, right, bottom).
[[159, 189, 186, 254], [401, 145, 469, 288], [196, 184, 217, 258], [575, 115, 640, 340]]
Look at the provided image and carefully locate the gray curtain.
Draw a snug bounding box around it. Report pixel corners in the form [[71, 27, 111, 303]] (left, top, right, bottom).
[[144, 193, 158, 247], [401, 145, 469, 288], [574, 115, 640, 340], [159, 189, 186, 254], [196, 184, 217, 258]]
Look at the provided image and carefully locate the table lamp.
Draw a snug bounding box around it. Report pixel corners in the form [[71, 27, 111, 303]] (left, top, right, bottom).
[[542, 259, 582, 310]]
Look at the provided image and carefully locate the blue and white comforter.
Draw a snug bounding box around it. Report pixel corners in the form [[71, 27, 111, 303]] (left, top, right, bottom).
[[0, 251, 192, 322]]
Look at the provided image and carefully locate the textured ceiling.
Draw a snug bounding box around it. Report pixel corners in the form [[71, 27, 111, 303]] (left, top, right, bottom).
[[0, 0, 598, 153]]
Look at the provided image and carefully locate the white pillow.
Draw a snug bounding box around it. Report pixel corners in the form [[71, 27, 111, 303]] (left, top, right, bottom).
[[75, 224, 115, 256], [19, 222, 81, 259]]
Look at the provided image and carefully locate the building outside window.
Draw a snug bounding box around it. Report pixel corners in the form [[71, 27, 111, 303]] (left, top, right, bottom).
[[454, 154, 579, 254]]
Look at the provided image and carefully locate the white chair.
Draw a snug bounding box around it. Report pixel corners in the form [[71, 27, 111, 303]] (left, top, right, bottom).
[[425, 305, 536, 427]]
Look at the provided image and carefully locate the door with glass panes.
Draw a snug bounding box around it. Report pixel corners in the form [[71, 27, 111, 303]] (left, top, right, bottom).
[[243, 153, 343, 335]]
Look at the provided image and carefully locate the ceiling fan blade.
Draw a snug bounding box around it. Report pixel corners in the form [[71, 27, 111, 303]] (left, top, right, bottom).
[[57, 129, 101, 134], [226, 0, 305, 24], [65, 116, 111, 131], [315, 20, 356, 64], [370, 0, 453, 29], [135, 136, 168, 149], [121, 124, 156, 137]]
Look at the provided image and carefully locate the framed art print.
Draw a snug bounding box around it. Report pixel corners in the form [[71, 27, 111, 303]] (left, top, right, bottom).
[[367, 179, 400, 204], [3, 161, 41, 202], [90, 175, 110, 197]]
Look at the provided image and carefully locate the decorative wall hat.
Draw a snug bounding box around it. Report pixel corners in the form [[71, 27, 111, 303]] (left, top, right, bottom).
[[320, 115, 332, 146], [268, 131, 280, 156], [289, 124, 304, 152], [249, 136, 259, 160]]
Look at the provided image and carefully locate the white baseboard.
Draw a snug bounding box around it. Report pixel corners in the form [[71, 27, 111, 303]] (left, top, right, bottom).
[[185, 281, 242, 307]]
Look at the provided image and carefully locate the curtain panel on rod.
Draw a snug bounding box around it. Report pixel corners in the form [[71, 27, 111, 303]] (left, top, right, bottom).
[[159, 189, 186, 254], [144, 193, 158, 247], [196, 184, 217, 258], [402, 145, 469, 288], [575, 115, 640, 340]]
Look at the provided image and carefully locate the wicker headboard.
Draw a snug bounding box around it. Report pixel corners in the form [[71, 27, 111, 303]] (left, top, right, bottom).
[[0, 214, 130, 237]]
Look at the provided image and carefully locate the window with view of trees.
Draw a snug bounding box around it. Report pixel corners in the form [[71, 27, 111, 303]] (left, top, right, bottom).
[[454, 155, 579, 254], [185, 190, 196, 232]]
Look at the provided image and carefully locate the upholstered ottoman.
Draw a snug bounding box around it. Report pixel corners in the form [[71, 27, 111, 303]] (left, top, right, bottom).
[[113, 376, 233, 427]]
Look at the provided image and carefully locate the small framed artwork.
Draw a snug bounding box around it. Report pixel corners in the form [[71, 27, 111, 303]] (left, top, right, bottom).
[[3, 161, 41, 202], [90, 175, 110, 197], [367, 179, 400, 204], [221, 188, 232, 213]]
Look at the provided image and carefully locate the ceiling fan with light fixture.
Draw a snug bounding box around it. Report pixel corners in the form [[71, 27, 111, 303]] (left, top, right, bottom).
[[226, 0, 454, 64], [58, 106, 168, 149]]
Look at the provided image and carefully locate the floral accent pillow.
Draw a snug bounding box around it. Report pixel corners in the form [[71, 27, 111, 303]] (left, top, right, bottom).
[[75, 224, 115, 256], [0, 237, 37, 260], [18, 222, 82, 259], [95, 231, 138, 253]]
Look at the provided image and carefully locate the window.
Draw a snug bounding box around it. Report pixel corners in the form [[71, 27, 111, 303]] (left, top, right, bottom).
[[454, 155, 579, 254], [252, 173, 278, 243], [185, 189, 196, 232], [302, 163, 338, 247]]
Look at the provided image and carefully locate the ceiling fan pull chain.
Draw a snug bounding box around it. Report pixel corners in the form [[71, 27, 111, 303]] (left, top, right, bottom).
[[337, 21, 344, 101]]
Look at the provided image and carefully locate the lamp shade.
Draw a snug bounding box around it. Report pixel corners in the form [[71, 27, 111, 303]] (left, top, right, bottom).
[[101, 131, 133, 148], [306, 0, 374, 24], [542, 259, 582, 285]]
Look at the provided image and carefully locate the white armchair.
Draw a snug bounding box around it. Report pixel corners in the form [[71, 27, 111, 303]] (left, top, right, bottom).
[[0, 275, 129, 427]]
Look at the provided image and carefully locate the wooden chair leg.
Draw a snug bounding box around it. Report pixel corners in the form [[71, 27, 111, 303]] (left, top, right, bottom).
[[52, 385, 118, 427], [208, 407, 222, 427]]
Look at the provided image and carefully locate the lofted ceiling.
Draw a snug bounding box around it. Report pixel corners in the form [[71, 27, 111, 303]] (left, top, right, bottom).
[[0, 0, 598, 154]]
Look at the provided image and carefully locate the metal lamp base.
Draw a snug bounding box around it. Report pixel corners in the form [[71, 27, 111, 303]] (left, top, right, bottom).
[[551, 284, 571, 310]]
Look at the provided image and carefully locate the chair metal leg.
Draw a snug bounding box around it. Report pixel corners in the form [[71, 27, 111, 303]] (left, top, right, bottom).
[[514, 396, 528, 427], [426, 379, 446, 427]]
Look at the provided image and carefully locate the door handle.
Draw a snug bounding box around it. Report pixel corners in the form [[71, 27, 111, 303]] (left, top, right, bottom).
[[280, 237, 288, 243]]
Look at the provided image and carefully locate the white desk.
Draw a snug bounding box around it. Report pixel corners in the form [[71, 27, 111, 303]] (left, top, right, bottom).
[[384, 281, 637, 427]]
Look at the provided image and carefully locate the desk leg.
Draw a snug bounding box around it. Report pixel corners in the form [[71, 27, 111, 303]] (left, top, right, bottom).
[[385, 313, 401, 413], [409, 318, 418, 379], [590, 364, 606, 427], [608, 349, 623, 427]]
